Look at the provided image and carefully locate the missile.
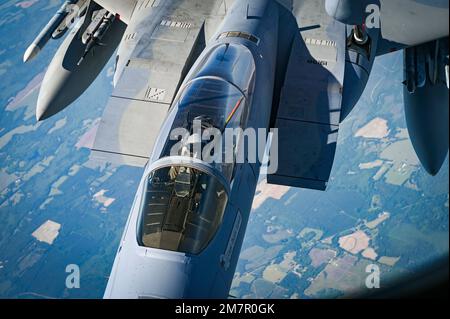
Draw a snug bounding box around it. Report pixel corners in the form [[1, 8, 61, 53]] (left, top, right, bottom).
[[78, 12, 116, 66], [23, 0, 85, 63]]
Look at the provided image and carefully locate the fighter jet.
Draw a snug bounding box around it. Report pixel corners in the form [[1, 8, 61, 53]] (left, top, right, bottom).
[[25, 0, 449, 298]]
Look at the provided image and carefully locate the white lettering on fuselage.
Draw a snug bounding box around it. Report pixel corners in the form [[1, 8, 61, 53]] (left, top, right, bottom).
[[160, 19, 192, 29], [305, 38, 337, 47]]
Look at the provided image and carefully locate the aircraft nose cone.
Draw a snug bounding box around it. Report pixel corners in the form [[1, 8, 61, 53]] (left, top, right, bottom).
[[426, 166, 440, 177], [35, 67, 75, 122], [36, 88, 63, 121], [417, 150, 446, 176], [404, 85, 449, 176], [35, 109, 45, 122], [36, 99, 52, 122]]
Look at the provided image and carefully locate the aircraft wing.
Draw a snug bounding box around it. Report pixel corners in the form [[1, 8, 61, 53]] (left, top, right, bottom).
[[267, 1, 346, 191], [90, 0, 229, 167], [93, 0, 137, 24]]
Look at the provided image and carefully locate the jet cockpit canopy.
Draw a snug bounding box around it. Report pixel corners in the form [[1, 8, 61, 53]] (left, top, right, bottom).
[[138, 164, 228, 255], [137, 44, 256, 254], [154, 43, 256, 182]]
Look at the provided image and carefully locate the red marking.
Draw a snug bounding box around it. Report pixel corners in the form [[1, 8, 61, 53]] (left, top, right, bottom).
[[226, 97, 244, 124], [116, 14, 121, 21]]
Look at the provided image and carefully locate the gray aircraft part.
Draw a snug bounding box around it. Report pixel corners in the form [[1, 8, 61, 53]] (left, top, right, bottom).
[[340, 23, 381, 120], [23, 0, 83, 62], [267, 0, 346, 190], [78, 11, 117, 66], [112, 0, 232, 87], [93, 0, 138, 24], [326, 0, 449, 52], [325, 0, 371, 25], [379, 0, 449, 47], [36, 2, 126, 121], [404, 83, 449, 175], [403, 38, 449, 175], [52, 0, 90, 40], [325, 0, 449, 173]]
